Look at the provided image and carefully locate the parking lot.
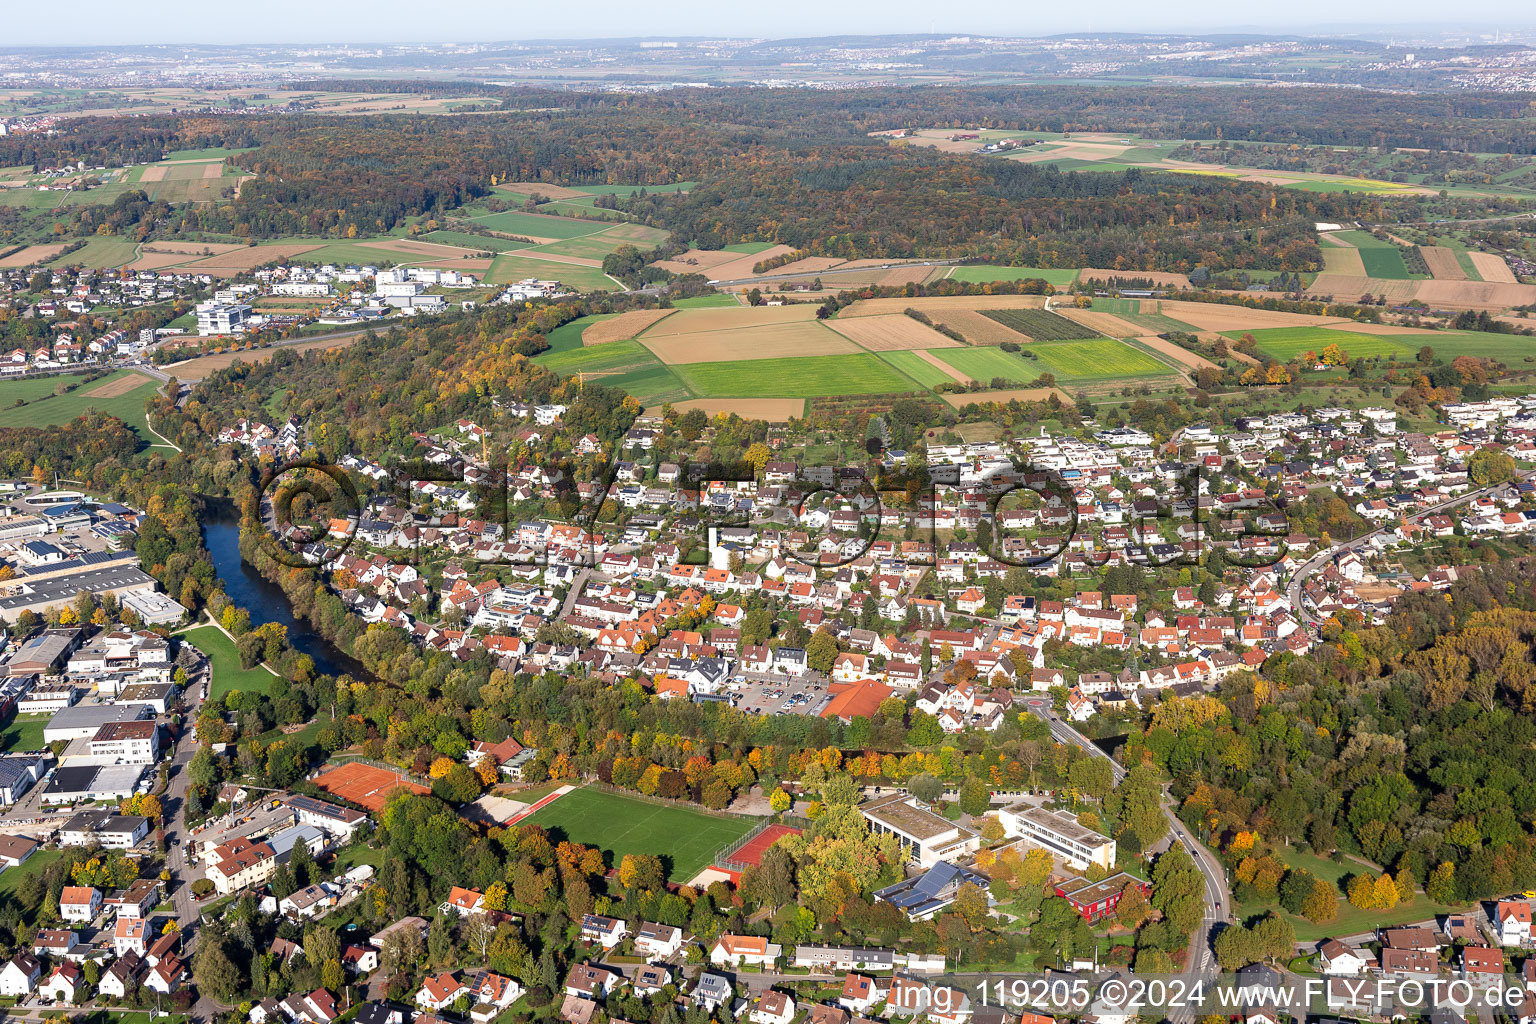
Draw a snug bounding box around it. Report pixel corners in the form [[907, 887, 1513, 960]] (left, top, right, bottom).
[[727, 674, 831, 717]]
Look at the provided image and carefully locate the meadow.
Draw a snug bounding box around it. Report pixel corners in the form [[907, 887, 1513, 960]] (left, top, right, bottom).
[[49, 237, 140, 269], [0, 369, 160, 441], [524, 786, 755, 882], [533, 337, 690, 404], [1031, 339, 1173, 381], [1223, 327, 1418, 362], [932, 346, 1037, 383], [469, 209, 614, 240], [877, 351, 964, 388], [0, 713, 49, 754], [672, 353, 918, 398], [486, 254, 618, 292], [181, 625, 278, 700]]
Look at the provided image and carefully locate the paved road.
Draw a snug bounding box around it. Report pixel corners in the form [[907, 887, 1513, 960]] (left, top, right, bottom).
[[1019, 700, 1230, 1022], [1286, 475, 1530, 626]]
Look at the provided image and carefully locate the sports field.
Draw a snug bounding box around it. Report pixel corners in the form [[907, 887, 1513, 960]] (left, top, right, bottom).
[[1031, 339, 1173, 381], [524, 786, 756, 881], [0, 369, 160, 440], [672, 353, 918, 398], [1222, 327, 1418, 362], [947, 265, 1079, 287]]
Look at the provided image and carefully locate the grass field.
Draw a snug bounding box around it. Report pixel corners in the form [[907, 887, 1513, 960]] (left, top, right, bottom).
[[0, 713, 50, 753], [1222, 327, 1418, 362], [486, 254, 617, 292], [49, 237, 140, 269], [877, 351, 964, 388], [981, 308, 1103, 340], [524, 234, 632, 260], [470, 210, 612, 239], [180, 624, 277, 700], [670, 294, 740, 308], [418, 230, 511, 253], [1031, 339, 1173, 381], [524, 786, 755, 882], [1332, 230, 1416, 279], [673, 353, 917, 398], [1086, 298, 1199, 334], [948, 265, 1080, 287], [533, 338, 691, 404], [0, 848, 64, 924], [161, 146, 256, 161], [722, 242, 777, 254], [0, 369, 160, 441], [931, 346, 1036, 383]]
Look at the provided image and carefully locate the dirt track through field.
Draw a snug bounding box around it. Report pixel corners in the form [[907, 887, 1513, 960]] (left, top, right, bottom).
[[1469, 252, 1517, 284], [825, 314, 961, 351], [582, 309, 677, 346], [1419, 246, 1467, 281], [914, 349, 972, 383]]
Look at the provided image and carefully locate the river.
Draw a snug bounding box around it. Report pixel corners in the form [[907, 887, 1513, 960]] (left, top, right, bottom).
[[201, 503, 365, 679]]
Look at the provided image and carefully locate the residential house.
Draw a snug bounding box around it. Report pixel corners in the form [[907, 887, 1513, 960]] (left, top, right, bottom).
[[711, 934, 782, 967]]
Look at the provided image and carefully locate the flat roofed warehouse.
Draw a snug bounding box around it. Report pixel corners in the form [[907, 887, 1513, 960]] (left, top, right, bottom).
[[0, 557, 161, 624]]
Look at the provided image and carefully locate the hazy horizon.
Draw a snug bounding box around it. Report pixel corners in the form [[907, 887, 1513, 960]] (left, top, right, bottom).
[[5, 1, 1536, 48]]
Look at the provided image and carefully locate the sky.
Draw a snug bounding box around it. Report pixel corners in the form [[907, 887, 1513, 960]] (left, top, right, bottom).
[[5, 1, 1534, 47]]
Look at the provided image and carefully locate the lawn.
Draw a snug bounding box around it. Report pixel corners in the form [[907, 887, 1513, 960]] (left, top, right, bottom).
[[523, 786, 756, 882], [948, 265, 1080, 287], [486, 254, 618, 292], [1222, 327, 1417, 362], [0, 848, 65, 924], [0, 713, 50, 754], [180, 624, 277, 701], [877, 351, 962, 389], [469, 210, 612, 240], [930, 346, 1036, 384], [0, 369, 160, 441], [672, 353, 919, 398]]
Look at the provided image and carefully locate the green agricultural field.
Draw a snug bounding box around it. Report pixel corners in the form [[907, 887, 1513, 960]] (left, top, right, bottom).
[[486, 254, 618, 292], [1332, 230, 1416, 279], [948, 265, 1079, 287], [544, 316, 604, 354], [0, 713, 49, 754], [523, 233, 632, 261], [49, 237, 139, 269], [469, 210, 612, 240], [1030, 339, 1173, 381], [418, 230, 513, 253], [604, 364, 692, 405], [1415, 330, 1536, 365], [523, 786, 755, 882], [1086, 297, 1197, 334], [673, 353, 918, 398], [1222, 327, 1417, 362], [670, 294, 741, 308], [931, 346, 1037, 383], [535, 337, 667, 379], [721, 242, 777, 254], [0, 369, 160, 441], [981, 308, 1103, 341], [181, 625, 277, 701], [876, 351, 963, 389]]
